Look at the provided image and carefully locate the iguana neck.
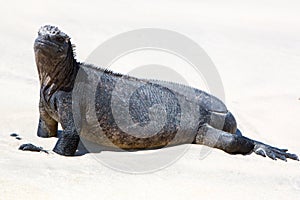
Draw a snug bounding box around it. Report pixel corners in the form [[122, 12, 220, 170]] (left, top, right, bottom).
[[38, 49, 79, 102]]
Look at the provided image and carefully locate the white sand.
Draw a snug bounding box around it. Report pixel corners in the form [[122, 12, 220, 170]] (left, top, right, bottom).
[[1, 0, 300, 199]]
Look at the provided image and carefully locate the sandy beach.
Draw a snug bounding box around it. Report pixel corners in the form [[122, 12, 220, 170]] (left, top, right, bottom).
[[1, 0, 300, 199]]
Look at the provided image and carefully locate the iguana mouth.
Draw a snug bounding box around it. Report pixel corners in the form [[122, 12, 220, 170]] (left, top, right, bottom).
[[35, 39, 60, 48]]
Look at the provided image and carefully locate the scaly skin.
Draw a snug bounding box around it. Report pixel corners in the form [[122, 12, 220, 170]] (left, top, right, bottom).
[[19, 25, 299, 161]]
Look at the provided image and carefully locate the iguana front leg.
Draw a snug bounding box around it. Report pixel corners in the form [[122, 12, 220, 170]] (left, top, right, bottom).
[[37, 100, 58, 137], [53, 128, 79, 156], [19, 99, 60, 154], [20, 93, 80, 156], [52, 95, 80, 156]]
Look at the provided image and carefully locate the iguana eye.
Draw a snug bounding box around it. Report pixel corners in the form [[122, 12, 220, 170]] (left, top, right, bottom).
[[56, 36, 65, 43]]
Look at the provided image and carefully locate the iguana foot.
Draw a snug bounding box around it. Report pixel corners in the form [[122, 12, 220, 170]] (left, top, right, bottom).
[[253, 142, 298, 161], [19, 143, 48, 154]]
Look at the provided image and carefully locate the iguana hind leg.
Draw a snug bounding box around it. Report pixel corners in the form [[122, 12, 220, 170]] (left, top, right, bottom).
[[195, 124, 254, 155], [194, 124, 299, 161]]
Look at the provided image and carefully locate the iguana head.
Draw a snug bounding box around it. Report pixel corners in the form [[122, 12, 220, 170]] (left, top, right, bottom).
[[34, 25, 76, 83]]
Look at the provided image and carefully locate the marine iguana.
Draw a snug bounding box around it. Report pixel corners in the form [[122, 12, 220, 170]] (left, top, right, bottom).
[[20, 25, 298, 161]]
